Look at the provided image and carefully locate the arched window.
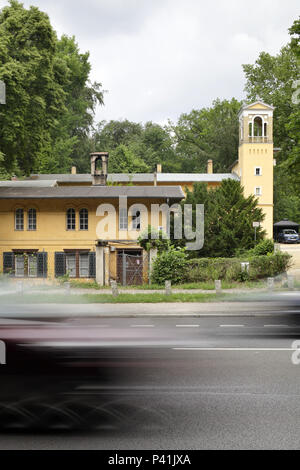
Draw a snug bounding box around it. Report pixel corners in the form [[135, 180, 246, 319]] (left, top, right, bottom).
[[253, 117, 263, 137], [264, 122, 267, 137], [249, 122, 253, 137], [66, 208, 76, 230], [15, 208, 24, 231], [28, 208, 37, 230], [79, 208, 88, 230]]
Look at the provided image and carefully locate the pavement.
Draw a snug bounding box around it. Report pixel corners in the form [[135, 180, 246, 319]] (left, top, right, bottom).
[[0, 292, 299, 317]]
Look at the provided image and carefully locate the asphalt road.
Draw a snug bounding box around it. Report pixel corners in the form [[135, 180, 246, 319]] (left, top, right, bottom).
[[1, 303, 300, 449]]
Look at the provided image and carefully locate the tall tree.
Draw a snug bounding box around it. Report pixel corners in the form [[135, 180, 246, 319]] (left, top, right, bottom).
[[108, 144, 149, 173], [0, 1, 104, 176], [170, 98, 241, 173], [175, 180, 265, 258]]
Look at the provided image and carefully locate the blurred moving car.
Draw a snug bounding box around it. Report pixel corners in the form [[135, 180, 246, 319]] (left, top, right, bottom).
[[277, 229, 300, 244], [0, 318, 184, 430]]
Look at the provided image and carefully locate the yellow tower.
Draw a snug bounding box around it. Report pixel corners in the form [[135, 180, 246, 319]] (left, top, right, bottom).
[[237, 100, 275, 238]]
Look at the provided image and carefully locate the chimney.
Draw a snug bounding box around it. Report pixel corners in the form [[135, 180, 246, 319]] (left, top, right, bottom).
[[90, 152, 109, 185], [207, 159, 213, 174], [71, 166, 77, 175], [156, 164, 162, 173]]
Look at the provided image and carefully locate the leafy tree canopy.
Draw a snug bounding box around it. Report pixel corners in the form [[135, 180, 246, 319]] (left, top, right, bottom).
[[175, 180, 265, 258]]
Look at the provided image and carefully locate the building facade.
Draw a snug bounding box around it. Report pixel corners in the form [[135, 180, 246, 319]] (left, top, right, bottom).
[[0, 100, 275, 284]]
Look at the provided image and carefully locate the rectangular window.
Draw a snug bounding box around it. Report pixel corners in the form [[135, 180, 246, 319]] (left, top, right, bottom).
[[66, 253, 76, 278], [255, 187, 262, 196], [255, 167, 261, 176], [79, 253, 89, 278], [28, 208, 37, 230], [67, 209, 76, 230], [79, 209, 88, 230], [15, 255, 25, 277], [28, 255, 37, 277], [15, 209, 24, 231], [119, 208, 128, 230]]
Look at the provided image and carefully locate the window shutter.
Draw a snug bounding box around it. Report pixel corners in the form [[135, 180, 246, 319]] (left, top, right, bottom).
[[3, 252, 15, 275], [89, 252, 96, 278], [55, 252, 66, 277], [37, 252, 48, 278]]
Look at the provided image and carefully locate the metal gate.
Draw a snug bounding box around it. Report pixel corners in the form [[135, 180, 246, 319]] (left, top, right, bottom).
[[117, 250, 148, 286]]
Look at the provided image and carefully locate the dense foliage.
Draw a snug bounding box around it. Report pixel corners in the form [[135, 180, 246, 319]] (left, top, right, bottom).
[[0, 0, 103, 176], [0, 2, 298, 227], [173, 180, 265, 258], [185, 252, 292, 283], [151, 247, 188, 285]]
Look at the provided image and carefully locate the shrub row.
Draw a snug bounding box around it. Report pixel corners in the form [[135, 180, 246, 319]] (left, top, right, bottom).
[[185, 252, 292, 282]]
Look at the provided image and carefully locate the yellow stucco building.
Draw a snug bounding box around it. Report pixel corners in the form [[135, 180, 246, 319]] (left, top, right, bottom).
[[0, 100, 275, 284]]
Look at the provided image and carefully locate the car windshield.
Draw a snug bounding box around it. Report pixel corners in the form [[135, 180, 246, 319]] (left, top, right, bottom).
[[283, 230, 297, 234]]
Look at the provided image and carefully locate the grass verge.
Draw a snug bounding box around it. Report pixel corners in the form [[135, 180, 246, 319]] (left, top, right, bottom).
[[0, 292, 227, 303]]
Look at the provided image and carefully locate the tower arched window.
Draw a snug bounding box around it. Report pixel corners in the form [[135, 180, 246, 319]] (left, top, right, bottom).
[[79, 208, 88, 230], [253, 117, 263, 137], [66, 208, 76, 231]]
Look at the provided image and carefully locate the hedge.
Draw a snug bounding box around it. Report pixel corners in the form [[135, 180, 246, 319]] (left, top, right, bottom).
[[185, 252, 292, 282]]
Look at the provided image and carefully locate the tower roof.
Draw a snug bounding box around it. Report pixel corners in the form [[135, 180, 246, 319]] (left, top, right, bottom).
[[239, 100, 275, 117]]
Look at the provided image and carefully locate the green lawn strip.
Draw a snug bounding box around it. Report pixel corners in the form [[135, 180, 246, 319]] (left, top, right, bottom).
[[67, 280, 266, 291], [0, 292, 228, 303]]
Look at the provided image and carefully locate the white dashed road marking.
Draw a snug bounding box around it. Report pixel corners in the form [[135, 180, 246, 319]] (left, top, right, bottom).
[[175, 324, 200, 328]]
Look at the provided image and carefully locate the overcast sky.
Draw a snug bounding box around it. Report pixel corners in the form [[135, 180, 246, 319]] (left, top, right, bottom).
[[2, 0, 299, 125]]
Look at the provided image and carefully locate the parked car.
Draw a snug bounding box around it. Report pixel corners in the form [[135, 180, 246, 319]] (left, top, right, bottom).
[[277, 229, 300, 244]]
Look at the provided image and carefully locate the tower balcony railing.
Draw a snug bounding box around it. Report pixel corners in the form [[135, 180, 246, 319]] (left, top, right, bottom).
[[248, 136, 270, 143]]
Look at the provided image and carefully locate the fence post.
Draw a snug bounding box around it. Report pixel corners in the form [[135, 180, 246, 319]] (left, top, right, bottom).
[[215, 280, 222, 294], [267, 277, 274, 291], [165, 280, 172, 295], [17, 281, 23, 296], [287, 275, 294, 290], [111, 280, 119, 297], [64, 281, 70, 295], [274, 243, 281, 253]]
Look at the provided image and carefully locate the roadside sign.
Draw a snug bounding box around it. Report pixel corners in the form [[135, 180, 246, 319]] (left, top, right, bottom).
[[0, 81, 6, 104], [252, 222, 260, 228]]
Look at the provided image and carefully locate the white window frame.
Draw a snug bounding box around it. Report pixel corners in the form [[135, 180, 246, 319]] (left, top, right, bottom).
[[66, 208, 76, 231], [79, 253, 89, 278], [28, 208, 37, 231], [15, 208, 24, 231], [79, 208, 88, 231], [255, 167, 262, 176], [28, 254, 38, 277], [15, 254, 25, 277], [255, 187, 262, 196], [66, 253, 76, 277], [131, 210, 141, 231], [119, 208, 128, 231]]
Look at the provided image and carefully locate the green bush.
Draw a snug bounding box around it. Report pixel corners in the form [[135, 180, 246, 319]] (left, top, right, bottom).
[[248, 239, 274, 256], [185, 252, 292, 282], [248, 252, 292, 279], [151, 247, 188, 285]]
